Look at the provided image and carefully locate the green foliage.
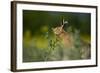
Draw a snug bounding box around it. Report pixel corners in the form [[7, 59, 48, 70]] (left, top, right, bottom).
[[23, 10, 91, 62], [23, 26, 90, 62]]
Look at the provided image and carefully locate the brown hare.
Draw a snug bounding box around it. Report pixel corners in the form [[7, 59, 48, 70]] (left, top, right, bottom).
[[52, 19, 74, 48]]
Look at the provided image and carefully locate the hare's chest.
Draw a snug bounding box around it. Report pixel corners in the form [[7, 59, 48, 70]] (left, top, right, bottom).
[[58, 33, 73, 48]]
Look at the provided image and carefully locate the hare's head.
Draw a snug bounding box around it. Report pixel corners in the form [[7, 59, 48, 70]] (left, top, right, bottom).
[[52, 19, 68, 35], [52, 24, 64, 35]]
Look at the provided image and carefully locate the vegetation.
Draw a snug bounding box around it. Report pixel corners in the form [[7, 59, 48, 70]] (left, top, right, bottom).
[[23, 10, 91, 62]]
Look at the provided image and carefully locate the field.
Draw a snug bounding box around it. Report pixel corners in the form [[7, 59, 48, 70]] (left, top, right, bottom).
[[23, 10, 91, 62]]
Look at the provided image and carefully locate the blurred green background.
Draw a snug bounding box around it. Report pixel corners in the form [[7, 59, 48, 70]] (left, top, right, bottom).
[[23, 10, 91, 62]]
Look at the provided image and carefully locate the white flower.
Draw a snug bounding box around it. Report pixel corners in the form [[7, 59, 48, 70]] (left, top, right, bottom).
[[64, 21, 68, 24], [63, 18, 68, 24]]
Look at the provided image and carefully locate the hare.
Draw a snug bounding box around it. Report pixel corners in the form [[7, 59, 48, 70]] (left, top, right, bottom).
[[52, 19, 74, 48]]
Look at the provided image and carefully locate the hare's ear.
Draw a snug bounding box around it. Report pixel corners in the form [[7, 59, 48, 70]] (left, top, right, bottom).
[[60, 18, 64, 28], [60, 22, 64, 28], [61, 24, 64, 28]]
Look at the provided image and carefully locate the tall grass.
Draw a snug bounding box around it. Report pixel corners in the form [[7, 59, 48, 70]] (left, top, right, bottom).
[[23, 27, 90, 62]]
